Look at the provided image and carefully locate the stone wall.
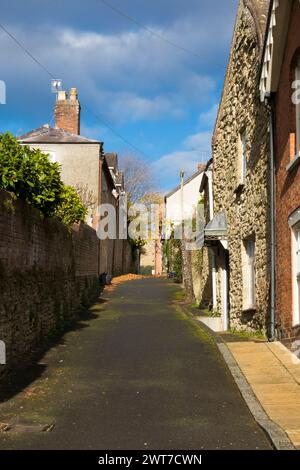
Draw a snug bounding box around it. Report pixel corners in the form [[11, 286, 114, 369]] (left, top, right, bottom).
[[0, 190, 99, 380], [196, 247, 213, 308], [212, 0, 271, 331]]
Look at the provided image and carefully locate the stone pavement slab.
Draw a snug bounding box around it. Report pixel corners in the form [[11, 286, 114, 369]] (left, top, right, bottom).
[[227, 341, 300, 449]]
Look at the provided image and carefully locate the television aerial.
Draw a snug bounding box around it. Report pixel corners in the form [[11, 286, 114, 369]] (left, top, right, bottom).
[[51, 79, 63, 94]]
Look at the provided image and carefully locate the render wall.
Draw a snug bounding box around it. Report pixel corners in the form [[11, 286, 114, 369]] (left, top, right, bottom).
[[28, 142, 101, 226]]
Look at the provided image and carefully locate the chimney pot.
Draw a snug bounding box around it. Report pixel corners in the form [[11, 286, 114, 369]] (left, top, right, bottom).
[[69, 88, 78, 101], [57, 90, 67, 101]]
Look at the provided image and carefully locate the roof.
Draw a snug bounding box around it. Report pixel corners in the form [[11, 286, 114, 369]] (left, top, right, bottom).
[[105, 153, 118, 169], [205, 212, 228, 238], [18, 125, 102, 144], [164, 167, 205, 200]]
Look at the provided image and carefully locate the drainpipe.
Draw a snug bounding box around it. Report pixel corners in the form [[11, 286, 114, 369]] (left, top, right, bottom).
[[207, 167, 217, 309], [211, 249, 217, 309], [265, 93, 276, 342]]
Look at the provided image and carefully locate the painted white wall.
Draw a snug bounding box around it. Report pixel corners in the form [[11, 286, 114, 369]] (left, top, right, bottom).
[[26, 143, 101, 227], [165, 172, 204, 230]]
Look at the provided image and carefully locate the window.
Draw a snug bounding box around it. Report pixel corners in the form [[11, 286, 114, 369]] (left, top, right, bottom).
[[238, 130, 247, 185], [242, 238, 256, 310], [292, 221, 300, 326], [296, 58, 300, 156]]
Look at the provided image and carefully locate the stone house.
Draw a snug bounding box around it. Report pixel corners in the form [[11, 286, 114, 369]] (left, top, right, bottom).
[[260, 0, 300, 341], [207, 0, 271, 333], [18, 88, 132, 277]]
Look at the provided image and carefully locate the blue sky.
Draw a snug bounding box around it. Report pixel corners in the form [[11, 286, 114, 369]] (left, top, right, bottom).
[[0, 0, 238, 191]]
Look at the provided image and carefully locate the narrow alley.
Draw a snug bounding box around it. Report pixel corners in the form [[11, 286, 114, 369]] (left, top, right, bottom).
[[0, 278, 271, 450]]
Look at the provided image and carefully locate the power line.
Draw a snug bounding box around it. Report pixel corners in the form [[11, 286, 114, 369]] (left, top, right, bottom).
[[0, 24, 56, 79], [0, 22, 152, 159], [81, 103, 152, 158], [100, 0, 202, 60]]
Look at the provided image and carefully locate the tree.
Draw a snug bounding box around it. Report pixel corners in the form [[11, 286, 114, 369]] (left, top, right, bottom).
[[75, 183, 97, 212], [119, 153, 155, 204], [0, 132, 63, 217], [55, 185, 87, 226], [0, 133, 87, 226]]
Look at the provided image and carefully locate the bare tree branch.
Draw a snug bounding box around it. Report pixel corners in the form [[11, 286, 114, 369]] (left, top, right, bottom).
[[119, 153, 155, 204]]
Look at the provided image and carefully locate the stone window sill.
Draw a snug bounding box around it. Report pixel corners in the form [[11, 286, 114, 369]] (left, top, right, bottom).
[[242, 306, 257, 315], [286, 153, 300, 173]]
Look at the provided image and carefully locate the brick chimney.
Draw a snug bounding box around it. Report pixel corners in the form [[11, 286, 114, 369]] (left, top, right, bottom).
[[55, 88, 81, 135]]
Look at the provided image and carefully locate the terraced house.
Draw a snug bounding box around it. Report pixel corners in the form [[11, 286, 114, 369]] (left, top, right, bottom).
[[260, 0, 300, 342], [205, 0, 272, 334]]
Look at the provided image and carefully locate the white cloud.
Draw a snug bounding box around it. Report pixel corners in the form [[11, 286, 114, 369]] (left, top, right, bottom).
[[153, 150, 202, 186], [0, 20, 218, 124], [80, 123, 108, 141], [184, 131, 212, 150], [153, 129, 211, 189], [198, 104, 219, 128]]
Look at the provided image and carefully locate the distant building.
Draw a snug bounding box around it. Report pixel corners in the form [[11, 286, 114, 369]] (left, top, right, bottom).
[[165, 165, 205, 234]]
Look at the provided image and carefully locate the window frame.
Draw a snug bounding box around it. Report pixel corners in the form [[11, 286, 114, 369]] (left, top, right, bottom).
[[242, 237, 256, 310], [237, 129, 247, 186], [292, 221, 300, 327], [296, 57, 300, 156]]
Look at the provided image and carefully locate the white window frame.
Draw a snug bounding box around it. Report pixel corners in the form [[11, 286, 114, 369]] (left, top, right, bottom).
[[246, 239, 255, 308], [296, 58, 300, 156], [238, 130, 247, 184], [243, 238, 256, 310], [292, 221, 300, 326]]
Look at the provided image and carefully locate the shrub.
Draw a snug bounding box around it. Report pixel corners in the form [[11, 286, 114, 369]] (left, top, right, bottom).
[[0, 133, 87, 226], [0, 133, 63, 217], [55, 185, 87, 226]]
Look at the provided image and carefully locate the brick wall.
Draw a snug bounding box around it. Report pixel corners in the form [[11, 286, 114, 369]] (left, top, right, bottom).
[[55, 89, 80, 135], [0, 190, 99, 380], [275, 0, 300, 340]]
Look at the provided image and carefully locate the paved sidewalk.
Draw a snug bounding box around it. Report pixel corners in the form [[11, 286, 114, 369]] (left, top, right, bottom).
[[227, 341, 300, 449]]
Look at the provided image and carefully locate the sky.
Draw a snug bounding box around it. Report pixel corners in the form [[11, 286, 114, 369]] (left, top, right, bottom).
[[0, 0, 238, 191]]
